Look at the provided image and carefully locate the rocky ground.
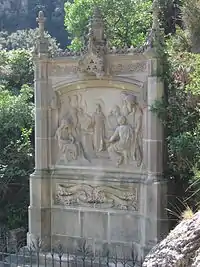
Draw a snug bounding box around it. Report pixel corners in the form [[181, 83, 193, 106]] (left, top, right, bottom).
[[143, 211, 200, 266]]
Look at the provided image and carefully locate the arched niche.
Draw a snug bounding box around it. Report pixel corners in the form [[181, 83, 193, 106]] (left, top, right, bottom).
[[49, 78, 146, 172]]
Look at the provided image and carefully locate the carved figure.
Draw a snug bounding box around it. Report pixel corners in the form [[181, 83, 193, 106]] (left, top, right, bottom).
[[78, 107, 92, 131], [68, 95, 81, 136], [61, 95, 81, 138], [121, 92, 143, 166], [133, 103, 143, 166], [55, 117, 90, 163], [108, 116, 133, 166], [90, 104, 106, 152], [108, 105, 121, 131], [121, 92, 136, 126], [55, 118, 78, 163]]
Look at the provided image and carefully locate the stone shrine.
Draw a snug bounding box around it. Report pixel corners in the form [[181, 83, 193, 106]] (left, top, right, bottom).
[[28, 5, 168, 258]]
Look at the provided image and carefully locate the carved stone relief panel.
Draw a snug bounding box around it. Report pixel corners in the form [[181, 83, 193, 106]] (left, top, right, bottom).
[[54, 183, 138, 211], [53, 88, 144, 170]]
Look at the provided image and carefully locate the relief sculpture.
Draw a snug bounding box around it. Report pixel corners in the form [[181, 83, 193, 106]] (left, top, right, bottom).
[[90, 104, 106, 152], [108, 105, 121, 131], [108, 116, 133, 166], [55, 94, 92, 163], [54, 90, 143, 168], [55, 118, 79, 163], [121, 91, 143, 166], [55, 183, 138, 211]]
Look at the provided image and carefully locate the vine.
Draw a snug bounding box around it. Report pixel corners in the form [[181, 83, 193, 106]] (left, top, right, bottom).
[[151, 22, 200, 211]]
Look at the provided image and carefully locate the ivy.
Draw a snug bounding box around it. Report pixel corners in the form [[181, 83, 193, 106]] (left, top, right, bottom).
[[151, 19, 200, 209]]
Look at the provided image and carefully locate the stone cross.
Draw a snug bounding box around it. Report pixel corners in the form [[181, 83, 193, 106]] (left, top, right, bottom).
[[36, 11, 46, 38]]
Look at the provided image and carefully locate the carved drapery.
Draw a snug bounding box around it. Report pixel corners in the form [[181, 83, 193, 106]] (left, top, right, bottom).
[[53, 89, 144, 168]]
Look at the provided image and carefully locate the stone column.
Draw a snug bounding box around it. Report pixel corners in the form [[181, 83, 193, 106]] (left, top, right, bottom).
[[27, 11, 51, 250], [143, 54, 168, 254]]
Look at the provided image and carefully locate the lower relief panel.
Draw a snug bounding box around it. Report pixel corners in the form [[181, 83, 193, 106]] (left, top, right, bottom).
[[54, 182, 138, 211], [51, 179, 142, 255]]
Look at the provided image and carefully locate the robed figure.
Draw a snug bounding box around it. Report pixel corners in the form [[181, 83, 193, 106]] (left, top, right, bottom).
[[90, 104, 106, 153]]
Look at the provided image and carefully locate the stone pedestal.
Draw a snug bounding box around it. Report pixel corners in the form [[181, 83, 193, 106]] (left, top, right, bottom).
[[49, 168, 168, 258]]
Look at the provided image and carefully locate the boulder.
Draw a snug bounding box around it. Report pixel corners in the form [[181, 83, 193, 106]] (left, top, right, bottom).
[[143, 211, 200, 267]]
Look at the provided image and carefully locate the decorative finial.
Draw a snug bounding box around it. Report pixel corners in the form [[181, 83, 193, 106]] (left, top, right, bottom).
[[78, 6, 106, 78], [143, 0, 163, 55], [36, 11, 46, 38], [34, 11, 49, 57], [88, 6, 105, 42], [93, 6, 102, 20]]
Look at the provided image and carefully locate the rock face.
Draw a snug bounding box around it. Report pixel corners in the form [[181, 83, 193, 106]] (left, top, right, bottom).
[[143, 211, 200, 267], [0, 0, 28, 15], [0, 0, 68, 48]]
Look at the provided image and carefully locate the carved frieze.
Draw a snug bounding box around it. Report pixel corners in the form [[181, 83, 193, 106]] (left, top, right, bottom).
[[54, 183, 138, 211], [110, 61, 147, 74], [51, 64, 80, 77], [50, 61, 147, 77]]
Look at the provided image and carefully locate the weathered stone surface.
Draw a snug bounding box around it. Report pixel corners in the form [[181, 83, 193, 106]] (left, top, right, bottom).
[[28, 7, 167, 257], [143, 211, 200, 267]]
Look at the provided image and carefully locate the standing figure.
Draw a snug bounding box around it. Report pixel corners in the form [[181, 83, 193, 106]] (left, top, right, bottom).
[[68, 95, 81, 137], [108, 116, 133, 167], [90, 104, 106, 152], [121, 91, 143, 166], [121, 93, 136, 126]]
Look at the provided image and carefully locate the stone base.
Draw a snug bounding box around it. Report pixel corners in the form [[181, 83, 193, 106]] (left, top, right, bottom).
[[51, 206, 141, 256], [28, 168, 168, 259]]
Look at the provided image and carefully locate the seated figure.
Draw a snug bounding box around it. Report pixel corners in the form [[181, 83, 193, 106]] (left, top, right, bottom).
[[60, 134, 78, 163], [55, 119, 78, 163], [108, 116, 133, 167]]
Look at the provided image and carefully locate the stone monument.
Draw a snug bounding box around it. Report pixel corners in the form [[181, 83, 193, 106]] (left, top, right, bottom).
[[28, 4, 168, 258]]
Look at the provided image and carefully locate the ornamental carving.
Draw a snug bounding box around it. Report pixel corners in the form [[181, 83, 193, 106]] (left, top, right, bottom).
[[55, 183, 138, 211], [51, 64, 80, 76], [78, 7, 107, 78], [110, 61, 147, 74], [54, 90, 143, 168]]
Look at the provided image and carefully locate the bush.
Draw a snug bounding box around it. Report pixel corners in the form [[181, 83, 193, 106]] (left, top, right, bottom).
[[0, 85, 34, 229]]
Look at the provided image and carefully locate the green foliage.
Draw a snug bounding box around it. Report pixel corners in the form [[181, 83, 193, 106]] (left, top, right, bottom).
[[0, 49, 33, 92], [151, 26, 200, 208], [0, 29, 61, 56], [158, 0, 182, 34], [181, 0, 200, 52], [0, 48, 35, 230], [64, 0, 152, 50], [166, 26, 191, 54], [0, 0, 69, 48], [0, 85, 34, 228]]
